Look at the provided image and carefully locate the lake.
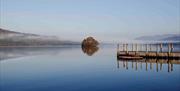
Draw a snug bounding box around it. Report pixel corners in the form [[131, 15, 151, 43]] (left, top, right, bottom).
[[0, 44, 180, 91]]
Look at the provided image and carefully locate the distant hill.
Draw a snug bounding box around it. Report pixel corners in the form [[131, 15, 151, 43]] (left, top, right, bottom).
[[135, 34, 180, 41], [0, 28, 18, 34], [0, 28, 80, 46]]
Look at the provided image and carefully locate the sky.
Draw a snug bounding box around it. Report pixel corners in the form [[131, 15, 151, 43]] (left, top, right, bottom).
[[0, 0, 180, 42]]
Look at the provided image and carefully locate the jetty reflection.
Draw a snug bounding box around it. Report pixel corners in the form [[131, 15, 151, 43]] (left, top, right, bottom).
[[81, 46, 99, 56], [116, 43, 180, 72], [117, 59, 180, 72]]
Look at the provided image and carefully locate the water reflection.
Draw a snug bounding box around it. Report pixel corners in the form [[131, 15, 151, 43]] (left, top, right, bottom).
[[0, 47, 79, 61], [81, 46, 99, 56], [117, 58, 180, 72], [1, 46, 180, 91], [0, 45, 99, 61]]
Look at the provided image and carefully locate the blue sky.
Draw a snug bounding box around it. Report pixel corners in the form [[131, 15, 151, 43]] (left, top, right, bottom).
[[0, 0, 179, 42]]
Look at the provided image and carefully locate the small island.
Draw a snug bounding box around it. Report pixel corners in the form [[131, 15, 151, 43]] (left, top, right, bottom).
[[81, 37, 99, 56], [81, 37, 99, 47]]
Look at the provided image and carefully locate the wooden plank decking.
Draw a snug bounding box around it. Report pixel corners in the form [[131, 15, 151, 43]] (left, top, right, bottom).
[[117, 43, 180, 60]]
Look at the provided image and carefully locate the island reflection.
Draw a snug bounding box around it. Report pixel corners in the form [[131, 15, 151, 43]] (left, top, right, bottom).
[[81, 46, 99, 56]]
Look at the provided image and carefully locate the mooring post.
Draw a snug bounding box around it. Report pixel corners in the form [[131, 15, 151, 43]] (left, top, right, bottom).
[[140, 44, 143, 52], [117, 44, 119, 52], [145, 44, 148, 57], [156, 44, 159, 53], [135, 44, 138, 52], [132, 44, 134, 51], [123, 44, 125, 51], [168, 43, 171, 56], [171, 43, 173, 52], [135, 44, 138, 55], [126, 44, 128, 53], [160, 43, 163, 52], [149, 44, 152, 51], [146, 44, 148, 53]]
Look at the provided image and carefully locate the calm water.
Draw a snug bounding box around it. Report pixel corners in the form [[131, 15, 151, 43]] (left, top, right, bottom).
[[0, 45, 180, 91]]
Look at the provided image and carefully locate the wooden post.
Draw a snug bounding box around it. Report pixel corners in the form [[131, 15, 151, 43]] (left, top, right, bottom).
[[160, 43, 163, 52], [156, 44, 159, 53], [126, 44, 128, 53], [132, 44, 134, 51], [117, 44, 119, 52], [141, 44, 143, 52], [135, 44, 138, 52], [146, 44, 148, 53], [168, 43, 171, 57], [135, 44, 138, 55], [123, 44, 125, 51], [149, 44, 152, 51], [171, 43, 173, 52]]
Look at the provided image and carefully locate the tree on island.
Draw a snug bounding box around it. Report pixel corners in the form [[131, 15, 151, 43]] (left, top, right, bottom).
[[81, 36, 99, 47]]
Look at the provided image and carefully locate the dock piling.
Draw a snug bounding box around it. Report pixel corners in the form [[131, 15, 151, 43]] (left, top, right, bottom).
[[149, 44, 152, 51], [160, 43, 163, 52], [168, 43, 171, 56], [123, 44, 125, 51], [146, 44, 148, 53], [117, 44, 119, 52], [132, 44, 134, 51], [156, 44, 159, 53], [117, 43, 180, 60], [171, 43, 173, 52], [135, 44, 138, 52], [126, 44, 128, 53]]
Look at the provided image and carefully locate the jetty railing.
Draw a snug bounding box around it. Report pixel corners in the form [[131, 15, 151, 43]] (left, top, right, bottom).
[[117, 43, 180, 60]]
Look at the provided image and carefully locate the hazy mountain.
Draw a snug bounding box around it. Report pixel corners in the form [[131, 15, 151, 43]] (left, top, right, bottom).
[[0, 28, 80, 46], [135, 34, 180, 41]]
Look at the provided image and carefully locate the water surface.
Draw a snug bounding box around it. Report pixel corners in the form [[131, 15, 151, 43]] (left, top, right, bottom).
[[0, 45, 180, 91]]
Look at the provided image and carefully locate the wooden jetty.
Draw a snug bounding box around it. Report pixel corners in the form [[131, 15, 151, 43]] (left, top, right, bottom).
[[117, 43, 180, 60]]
